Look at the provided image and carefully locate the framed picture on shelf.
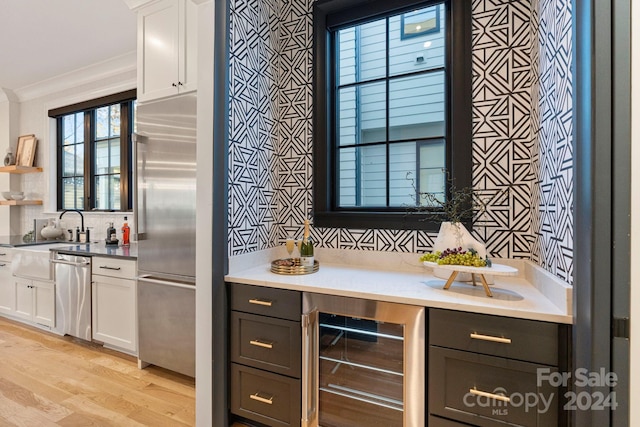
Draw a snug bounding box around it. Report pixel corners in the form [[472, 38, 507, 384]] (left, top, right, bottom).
[[16, 134, 37, 167]]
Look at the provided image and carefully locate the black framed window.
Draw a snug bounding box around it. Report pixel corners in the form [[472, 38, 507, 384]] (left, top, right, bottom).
[[313, 0, 472, 231], [49, 90, 136, 212]]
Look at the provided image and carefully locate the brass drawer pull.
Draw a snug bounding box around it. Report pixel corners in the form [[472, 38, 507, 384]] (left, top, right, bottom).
[[249, 298, 273, 307], [250, 339, 274, 349], [469, 388, 510, 403], [250, 392, 274, 405], [470, 333, 511, 344]]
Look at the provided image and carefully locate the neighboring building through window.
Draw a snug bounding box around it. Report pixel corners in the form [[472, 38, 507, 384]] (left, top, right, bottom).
[[49, 90, 136, 212], [313, 0, 472, 231]]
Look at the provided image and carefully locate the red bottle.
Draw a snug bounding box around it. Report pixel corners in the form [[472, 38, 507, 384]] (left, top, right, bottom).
[[122, 216, 130, 246]]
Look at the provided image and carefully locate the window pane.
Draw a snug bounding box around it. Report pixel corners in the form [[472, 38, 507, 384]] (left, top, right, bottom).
[[338, 19, 387, 86], [389, 71, 445, 141], [338, 147, 356, 207], [62, 177, 84, 210], [96, 106, 109, 139], [95, 174, 121, 210], [95, 137, 120, 174], [357, 19, 387, 82], [389, 142, 417, 207], [418, 140, 446, 206], [338, 144, 387, 208], [390, 4, 445, 75], [338, 27, 356, 86], [63, 115, 75, 144], [75, 113, 84, 143], [110, 104, 121, 137], [62, 144, 83, 177], [339, 81, 387, 146]]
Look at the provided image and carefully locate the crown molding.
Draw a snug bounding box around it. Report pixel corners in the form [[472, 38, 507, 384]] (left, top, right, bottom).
[[0, 88, 18, 103], [13, 51, 137, 103], [123, 0, 208, 10]]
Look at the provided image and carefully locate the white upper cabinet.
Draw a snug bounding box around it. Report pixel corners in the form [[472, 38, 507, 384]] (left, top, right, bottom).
[[137, 0, 197, 102]]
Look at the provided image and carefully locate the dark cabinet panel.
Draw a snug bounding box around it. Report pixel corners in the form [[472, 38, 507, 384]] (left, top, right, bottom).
[[231, 364, 301, 427], [231, 311, 302, 378], [230, 282, 301, 321], [429, 346, 558, 427], [429, 308, 559, 366]]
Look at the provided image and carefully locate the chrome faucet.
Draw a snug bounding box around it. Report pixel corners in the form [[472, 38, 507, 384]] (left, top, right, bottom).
[[59, 209, 84, 232]]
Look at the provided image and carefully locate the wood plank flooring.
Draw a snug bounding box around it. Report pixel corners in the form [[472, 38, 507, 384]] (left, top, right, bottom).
[[0, 316, 195, 426]]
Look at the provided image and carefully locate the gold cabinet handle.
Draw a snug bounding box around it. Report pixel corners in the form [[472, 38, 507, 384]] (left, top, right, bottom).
[[249, 339, 273, 349], [469, 388, 510, 402], [250, 392, 274, 405], [249, 298, 273, 307], [470, 333, 511, 344]]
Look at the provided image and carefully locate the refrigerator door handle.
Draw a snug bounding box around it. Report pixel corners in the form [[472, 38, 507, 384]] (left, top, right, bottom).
[[137, 275, 195, 290], [134, 132, 147, 240]]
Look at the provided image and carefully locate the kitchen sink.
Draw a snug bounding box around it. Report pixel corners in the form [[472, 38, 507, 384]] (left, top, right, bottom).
[[11, 243, 71, 280]]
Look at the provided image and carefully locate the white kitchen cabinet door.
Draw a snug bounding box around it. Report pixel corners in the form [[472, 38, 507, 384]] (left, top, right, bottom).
[[92, 275, 137, 353], [12, 278, 55, 328], [32, 280, 55, 328], [137, 0, 197, 102], [0, 261, 14, 314], [13, 278, 33, 321]]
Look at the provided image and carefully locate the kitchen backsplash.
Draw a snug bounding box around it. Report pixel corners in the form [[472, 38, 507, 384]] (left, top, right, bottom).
[[21, 209, 135, 243], [228, 0, 573, 284]]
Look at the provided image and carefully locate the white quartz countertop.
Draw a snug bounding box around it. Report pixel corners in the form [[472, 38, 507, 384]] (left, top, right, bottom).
[[225, 248, 573, 324]]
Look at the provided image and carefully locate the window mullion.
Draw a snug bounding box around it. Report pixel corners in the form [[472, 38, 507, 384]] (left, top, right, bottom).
[[385, 17, 390, 208], [84, 112, 92, 211]]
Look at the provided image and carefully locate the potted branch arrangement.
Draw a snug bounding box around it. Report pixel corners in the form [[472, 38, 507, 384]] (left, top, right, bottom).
[[408, 172, 509, 281]]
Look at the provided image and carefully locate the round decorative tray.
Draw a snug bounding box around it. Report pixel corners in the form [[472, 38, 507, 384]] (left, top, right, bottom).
[[271, 258, 319, 275]]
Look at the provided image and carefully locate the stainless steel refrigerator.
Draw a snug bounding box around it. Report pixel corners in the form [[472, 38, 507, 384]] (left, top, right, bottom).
[[134, 93, 196, 377]]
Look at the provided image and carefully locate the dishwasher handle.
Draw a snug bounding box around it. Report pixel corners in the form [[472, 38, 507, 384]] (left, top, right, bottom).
[[50, 258, 91, 267]]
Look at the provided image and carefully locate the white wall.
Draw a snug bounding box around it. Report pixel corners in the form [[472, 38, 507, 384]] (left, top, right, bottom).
[[195, 1, 214, 425], [630, 0, 639, 423]]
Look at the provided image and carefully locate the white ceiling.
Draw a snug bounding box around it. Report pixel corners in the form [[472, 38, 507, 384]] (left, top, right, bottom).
[[0, 0, 137, 92]]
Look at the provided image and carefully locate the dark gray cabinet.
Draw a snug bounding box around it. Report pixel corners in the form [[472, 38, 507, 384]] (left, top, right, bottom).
[[428, 309, 571, 427], [229, 283, 302, 427]]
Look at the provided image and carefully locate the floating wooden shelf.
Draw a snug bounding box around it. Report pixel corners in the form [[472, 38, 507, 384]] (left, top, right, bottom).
[[0, 165, 43, 174], [0, 200, 43, 206]]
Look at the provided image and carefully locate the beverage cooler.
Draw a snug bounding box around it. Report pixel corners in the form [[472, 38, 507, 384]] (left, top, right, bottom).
[[302, 293, 425, 427]]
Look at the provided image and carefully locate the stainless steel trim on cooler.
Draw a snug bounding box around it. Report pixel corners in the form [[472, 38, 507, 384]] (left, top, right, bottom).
[[302, 293, 425, 427]]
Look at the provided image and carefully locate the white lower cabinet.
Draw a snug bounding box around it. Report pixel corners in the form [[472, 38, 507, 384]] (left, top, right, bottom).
[[13, 277, 55, 328], [92, 257, 137, 354], [0, 253, 14, 314]]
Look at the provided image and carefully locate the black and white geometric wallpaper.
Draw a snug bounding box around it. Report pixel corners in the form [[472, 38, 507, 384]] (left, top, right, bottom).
[[531, 0, 574, 283], [228, 0, 574, 284]]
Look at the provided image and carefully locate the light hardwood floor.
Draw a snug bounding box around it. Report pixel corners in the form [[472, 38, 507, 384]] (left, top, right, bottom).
[[0, 316, 195, 426]]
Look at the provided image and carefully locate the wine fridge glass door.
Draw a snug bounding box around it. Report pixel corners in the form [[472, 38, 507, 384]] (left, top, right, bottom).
[[303, 293, 425, 427]]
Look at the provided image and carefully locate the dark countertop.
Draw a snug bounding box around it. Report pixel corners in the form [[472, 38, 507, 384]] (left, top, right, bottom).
[[52, 241, 138, 260], [0, 235, 68, 247]]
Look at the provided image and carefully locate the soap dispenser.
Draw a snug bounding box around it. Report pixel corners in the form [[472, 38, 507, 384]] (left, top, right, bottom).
[[105, 222, 118, 245]]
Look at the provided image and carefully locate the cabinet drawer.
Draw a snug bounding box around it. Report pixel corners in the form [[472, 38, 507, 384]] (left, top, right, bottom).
[[429, 346, 558, 427], [92, 256, 136, 280], [0, 248, 13, 263], [231, 311, 301, 378], [230, 283, 301, 321], [231, 363, 300, 427], [429, 309, 559, 365]]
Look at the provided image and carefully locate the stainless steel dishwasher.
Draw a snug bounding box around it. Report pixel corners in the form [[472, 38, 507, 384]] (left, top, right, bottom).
[[51, 252, 92, 341]]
